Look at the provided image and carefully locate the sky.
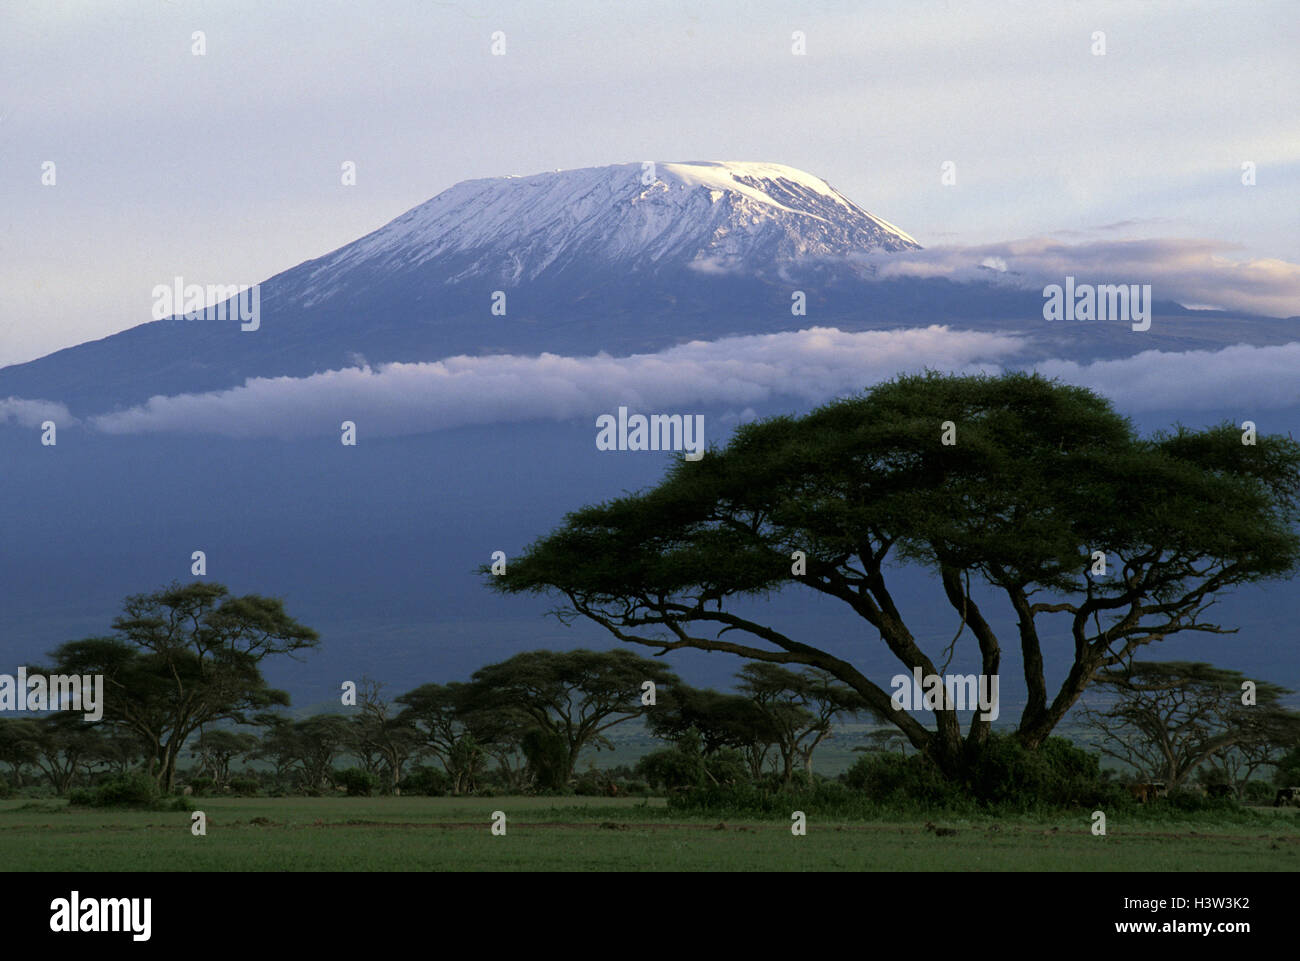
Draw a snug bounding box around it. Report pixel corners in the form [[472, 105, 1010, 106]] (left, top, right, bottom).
[[2, 0, 1298, 367]]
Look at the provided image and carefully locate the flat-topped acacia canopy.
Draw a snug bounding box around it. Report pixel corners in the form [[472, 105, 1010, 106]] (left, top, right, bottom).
[[490, 371, 1300, 777]]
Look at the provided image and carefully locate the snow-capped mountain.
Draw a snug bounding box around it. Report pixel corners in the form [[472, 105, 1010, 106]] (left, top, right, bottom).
[[0, 162, 929, 412], [294, 161, 918, 297], [0, 161, 1287, 415]]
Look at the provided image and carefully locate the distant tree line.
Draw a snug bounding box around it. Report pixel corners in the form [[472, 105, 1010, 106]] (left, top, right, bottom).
[[1, 582, 1295, 809]]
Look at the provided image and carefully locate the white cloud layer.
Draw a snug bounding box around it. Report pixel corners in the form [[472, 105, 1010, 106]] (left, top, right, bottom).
[[854, 238, 1300, 318], [89, 327, 1019, 438], [1038, 342, 1300, 412], [0, 397, 75, 428], [76, 327, 1300, 440]]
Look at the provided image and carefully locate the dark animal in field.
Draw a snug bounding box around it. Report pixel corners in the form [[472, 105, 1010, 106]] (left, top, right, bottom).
[[1275, 787, 1299, 808], [605, 781, 620, 798]]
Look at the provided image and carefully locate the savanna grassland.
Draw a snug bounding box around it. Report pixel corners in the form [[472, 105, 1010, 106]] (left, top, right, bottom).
[[3, 796, 1297, 872]]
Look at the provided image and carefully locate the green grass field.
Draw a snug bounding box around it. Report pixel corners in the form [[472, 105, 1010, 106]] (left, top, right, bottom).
[[3, 796, 1297, 871]]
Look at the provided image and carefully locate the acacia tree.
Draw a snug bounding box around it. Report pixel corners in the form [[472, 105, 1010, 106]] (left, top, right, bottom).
[[1081, 661, 1300, 790], [646, 683, 780, 778], [255, 714, 354, 793], [351, 679, 419, 793], [0, 719, 41, 788], [737, 664, 872, 784], [396, 682, 496, 794], [492, 372, 1300, 779], [461, 649, 681, 784], [192, 729, 260, 789], [31, 715, 103, 795], [49, 582, 319, 791]]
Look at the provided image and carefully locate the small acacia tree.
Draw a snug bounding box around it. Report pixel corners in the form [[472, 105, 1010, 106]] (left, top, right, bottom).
[[460, 649, 681, 785], [351, 679, 419, 793], [736, 664, 872, 784], [646, 683, 780, 778], [491, 372, 1300, 779], [192, 729, 260, 790], [48, 582, 319, 792], [396, 682, 496, 795], [1081, 661, 1300, 790]]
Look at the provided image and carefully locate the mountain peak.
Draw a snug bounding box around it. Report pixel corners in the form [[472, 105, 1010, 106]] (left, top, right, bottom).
[[293, 161, 919, 301]]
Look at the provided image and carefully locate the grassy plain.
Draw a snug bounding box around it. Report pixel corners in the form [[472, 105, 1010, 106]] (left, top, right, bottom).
[[3, 795, 1297, 871]]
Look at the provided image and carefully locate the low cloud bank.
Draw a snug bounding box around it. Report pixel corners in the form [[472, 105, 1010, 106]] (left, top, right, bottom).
[[0, 397, 75, 428], [49, 328, 1300, 440], [89, 326, 1018, 438], [854, 237, 1300, 318], [1039, 341, 1300, 412]]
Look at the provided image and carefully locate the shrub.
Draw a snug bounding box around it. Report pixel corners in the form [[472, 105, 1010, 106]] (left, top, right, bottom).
[[92, 772, 159, 806], [1243, 780, 1273, 804], [521, 730, 569, 792], [842, 752, 965, 809], [227, 776, 260, 797], [400, 766, 450, 796], [67, 772, 189, 811], [636, 748, 708, 791], [187, 777, 215, 797], [573, 768, 609, 796], [337, 768, 379, 797], [706, 750, 750, 787], [961, 734, 1108, 810]]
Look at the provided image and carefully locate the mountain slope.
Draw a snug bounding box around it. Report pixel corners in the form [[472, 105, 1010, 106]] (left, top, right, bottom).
[[1, 161, 1293, 416], [1, 161, 931, 413]]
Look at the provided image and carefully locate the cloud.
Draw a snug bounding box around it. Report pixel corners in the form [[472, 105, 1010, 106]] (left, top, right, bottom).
[[0, 397, 75, 428], [1037, 342, 1300, 412], [31, 328, 1300, 440], [88, 327, 1021, 438], [854, 238, 1300, 318]]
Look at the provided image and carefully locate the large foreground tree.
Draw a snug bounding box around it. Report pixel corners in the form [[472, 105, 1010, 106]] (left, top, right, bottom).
[[491, 372, 1300, 778]]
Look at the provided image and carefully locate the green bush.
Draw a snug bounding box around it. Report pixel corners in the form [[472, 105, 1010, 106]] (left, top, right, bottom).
[[573, 768, 610, 796], [706, 749, 750, 787], [962, 734, 1109, 810], [521, 730, 569, 792], [841, 734, 1114, 813], [337, 768, 379, 797], [227, 776, 260, 796], [842, 752, 966, 809], [1243, 780, 1273, 804], [187, 776, 215, 797], [636, 747, 708, 791], [92, 772, 159, 806], [400, 766, 450, 796], [67, 772, 190, 811]]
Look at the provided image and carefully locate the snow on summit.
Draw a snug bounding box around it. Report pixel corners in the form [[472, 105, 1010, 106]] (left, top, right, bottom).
[[299, 161, 920, 296]]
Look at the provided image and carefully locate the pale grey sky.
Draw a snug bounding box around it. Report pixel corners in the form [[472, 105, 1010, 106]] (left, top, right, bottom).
[[2, 0, 1297, 366]]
